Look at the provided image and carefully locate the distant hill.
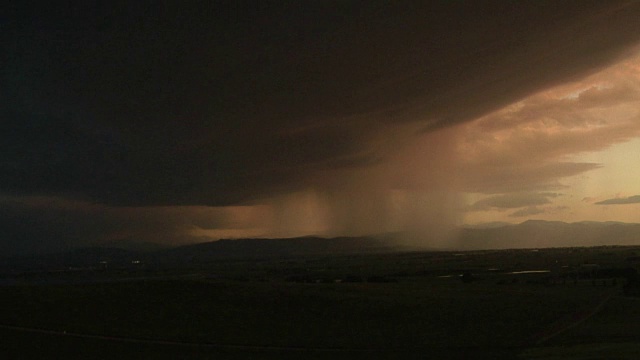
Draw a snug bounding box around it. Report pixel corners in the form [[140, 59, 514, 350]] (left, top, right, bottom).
[[0, 236, 397, 271], [456, 220, 640, 249], [462, 222, 513, 229], [1, 247, 142, 272], [5, 221, 640, 271], [155, 236, 395, 263]]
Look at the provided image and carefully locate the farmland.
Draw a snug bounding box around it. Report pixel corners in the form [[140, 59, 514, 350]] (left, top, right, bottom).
[[2, 246, 640, 359]]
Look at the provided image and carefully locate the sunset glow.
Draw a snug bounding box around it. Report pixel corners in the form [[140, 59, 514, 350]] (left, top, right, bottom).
[[3, 1, 640, 253]]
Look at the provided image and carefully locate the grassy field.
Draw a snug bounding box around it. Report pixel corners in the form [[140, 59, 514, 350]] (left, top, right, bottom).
[[520, 295, 640, 360], [1, 246, 639, 359]]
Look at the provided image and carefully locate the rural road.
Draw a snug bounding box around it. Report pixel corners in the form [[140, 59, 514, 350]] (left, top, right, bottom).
[[530, 288, 618, 345]]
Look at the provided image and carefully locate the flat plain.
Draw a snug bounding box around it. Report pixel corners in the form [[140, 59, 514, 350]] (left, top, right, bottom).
[[2, 246, 640, 359]]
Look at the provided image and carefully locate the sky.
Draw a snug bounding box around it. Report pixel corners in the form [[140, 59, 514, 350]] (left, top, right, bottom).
[[2, 1, 640, 254]]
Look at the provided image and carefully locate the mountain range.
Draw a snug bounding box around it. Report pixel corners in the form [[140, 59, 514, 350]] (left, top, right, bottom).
[[457, 220, 640, 249], [4, 221, 640, 271]]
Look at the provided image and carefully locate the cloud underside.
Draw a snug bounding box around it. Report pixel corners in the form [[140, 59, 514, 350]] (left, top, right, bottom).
[[2, 2, 640, 206], [469, 193, 560, 211], [468, 193, 569, 218], [0, 195, 273, 255], [2, 2, 640, 253], [458, 50, 640, 192], [596, 195, 640, 205]]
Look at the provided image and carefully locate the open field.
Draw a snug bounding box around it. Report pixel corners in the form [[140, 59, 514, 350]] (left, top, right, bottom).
[[521, 295, 640, 360], [2, 246, 640, 359]]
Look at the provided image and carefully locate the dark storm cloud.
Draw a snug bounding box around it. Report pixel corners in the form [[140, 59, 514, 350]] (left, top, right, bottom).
[[596, 195, 640, 205], [0, 195, 258, 255], [2, 1, 640, 207]]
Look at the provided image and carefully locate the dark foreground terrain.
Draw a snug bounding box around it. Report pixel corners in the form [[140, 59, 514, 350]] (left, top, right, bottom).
[[2, 245, 640, 359]]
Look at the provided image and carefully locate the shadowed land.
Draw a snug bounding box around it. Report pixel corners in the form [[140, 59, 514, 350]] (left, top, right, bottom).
[[3, 244, 640, 358]]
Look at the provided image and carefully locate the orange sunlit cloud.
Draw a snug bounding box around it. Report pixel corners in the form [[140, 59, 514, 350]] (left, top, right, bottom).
[[204, 50, 640, 240], [459, 50, 640, 224], [231, 50, 640, 241]]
